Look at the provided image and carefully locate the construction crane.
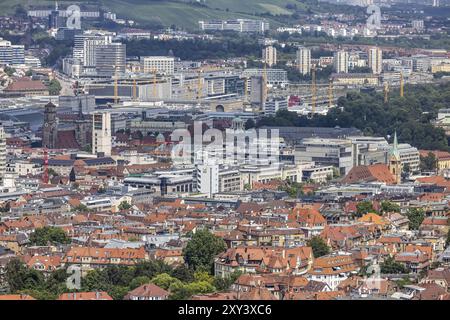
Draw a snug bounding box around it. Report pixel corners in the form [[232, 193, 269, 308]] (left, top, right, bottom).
[[132, 79, 137, 101], [384, 82, 390, 104], [308, 66, 317, 119], [114, 66, 119, 104], [328, 79, 333, 109], [400, 72, 404, 98], [196, 69, 203, 104], [262, 62, 268, 104]]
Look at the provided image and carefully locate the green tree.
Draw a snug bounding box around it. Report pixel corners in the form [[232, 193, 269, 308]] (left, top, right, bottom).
[[71, 204, 90, 213], [183, 229, 227, 272], [5, 259, 45, 293], [47, 79, 62, 95], [129, 276, 151, 290], [29, 227, 71, 246], [307, 236, 330, 258], [170, 264, 195, 282], [420, 152, 437, 172], [118, 201, 133, 211], [406, 208, 425, 230], [4, 66, 15, 77], [151, 273, 182, 290], [380, 256, 408, 274], [213, 270, 242, 291], [380, 201, 400, 214], [356, 201, 375, 217]]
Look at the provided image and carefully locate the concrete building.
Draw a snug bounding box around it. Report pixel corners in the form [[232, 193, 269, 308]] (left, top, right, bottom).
[[243, 69, 288, 87], [264, 98, 288, 116], [297, 47, 311, 76], [195, 165, 242, 197], [0, 38, 25, 66], [334, 50, 349, 74], [95, 42, 126, 77], [262, 46, 277, 67], [141, 56, 175, 75], [199, 19, 269, 33], [92, 112, 112, 156], [295, 138, 356, 176], [368, 47, 383, 75]]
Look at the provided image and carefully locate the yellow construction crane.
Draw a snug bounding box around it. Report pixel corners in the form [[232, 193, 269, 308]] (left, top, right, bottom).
[[384, 82, 390, 104], [132, 79, 137, 101], [328, 79, 333, 109], [309, 66, 317, 119], [400, 72, 404, 98], [114, 66, 119, 104], [197, 69, 203, 104], [263, 62, 268, 104]]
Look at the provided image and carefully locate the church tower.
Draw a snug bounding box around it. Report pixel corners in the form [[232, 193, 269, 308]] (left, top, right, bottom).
[[43, 102, 58, 149], [389, 131, 402, 184]]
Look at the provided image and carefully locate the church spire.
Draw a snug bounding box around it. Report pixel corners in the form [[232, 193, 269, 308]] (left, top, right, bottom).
[[391, 131, 400, 160]]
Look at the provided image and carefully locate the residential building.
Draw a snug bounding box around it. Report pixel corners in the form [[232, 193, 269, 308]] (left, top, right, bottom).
[[262, 46, 277, 67], [368, 47, 383, 75], [334, 50, 349, 74], [297, 47, 311, 76]]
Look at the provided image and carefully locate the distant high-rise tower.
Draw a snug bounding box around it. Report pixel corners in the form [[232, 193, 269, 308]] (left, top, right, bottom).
[[368, 47, 383, 75], [334, 50, 349, 74], [262, 46, 277, 67], [42, 102, 58, 149], [92, 112, 112, 156], [296, 47, 311, 76]]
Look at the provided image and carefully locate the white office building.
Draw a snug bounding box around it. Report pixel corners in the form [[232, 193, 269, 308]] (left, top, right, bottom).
[[92, 112, 112, 156], [141, 56, 175, 75]]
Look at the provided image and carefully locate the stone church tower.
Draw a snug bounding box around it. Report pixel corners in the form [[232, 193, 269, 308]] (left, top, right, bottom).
[[42, 102, 58, 149]]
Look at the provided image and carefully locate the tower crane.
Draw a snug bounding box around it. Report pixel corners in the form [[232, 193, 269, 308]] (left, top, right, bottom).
[[384, 82, 390, 104], [308, 66, 317, 119]]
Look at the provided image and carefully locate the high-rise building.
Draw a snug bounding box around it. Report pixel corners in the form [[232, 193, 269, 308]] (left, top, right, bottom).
[[0, 38, 25, 66], [334, 50, 349, 74], [0, 125, 6, 185], [42, 102, 58, 149], [92, 112, 112, 156], [296, 47, 311, 76], [368, 47, 383, 75], [196, 164, 219, 198], [141, 56, 175, 75], [262, 46, 277, 67], [95, 42, 126, 77]]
